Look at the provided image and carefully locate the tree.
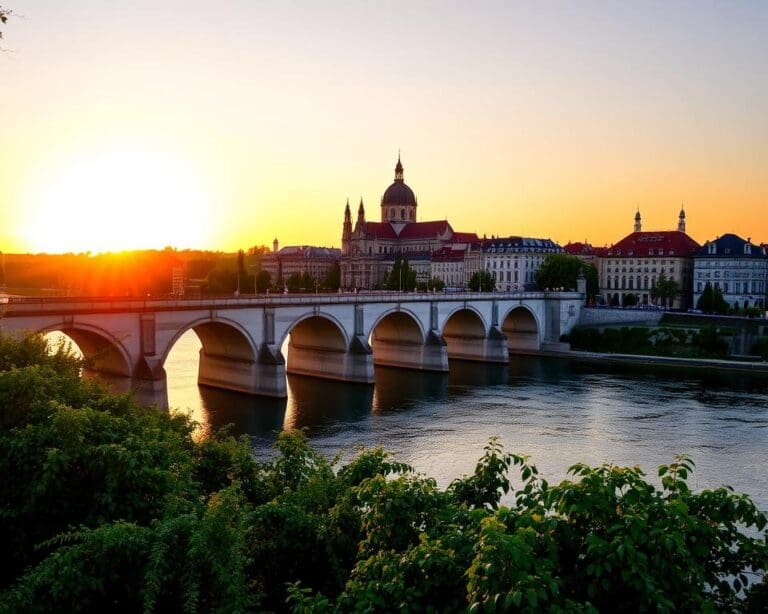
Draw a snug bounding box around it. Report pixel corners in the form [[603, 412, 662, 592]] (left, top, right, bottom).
[[255, 270, 271, 293], [610, 293, 620, 307], [696, 282, 729, 314], [0, 6, 12, 42], [427, 276, 445, 291], [650, 273, 680, 308], [623, 292, 639, 307], [323, 263, 341, 291], [535, 254, 598, 297], [384, 258, 417, 291], [1, 331, 768, 611], [468, 270, 496, 292]]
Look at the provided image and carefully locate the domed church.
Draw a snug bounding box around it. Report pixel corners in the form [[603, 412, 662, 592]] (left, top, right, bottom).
[[341, 156, 478, 288]]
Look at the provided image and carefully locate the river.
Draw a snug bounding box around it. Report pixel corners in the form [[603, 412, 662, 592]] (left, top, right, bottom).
[[163, 331, 768, 511]]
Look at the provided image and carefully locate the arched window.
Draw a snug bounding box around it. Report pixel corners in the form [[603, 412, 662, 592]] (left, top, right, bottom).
[[390, 207, 395, 218], [409, 210, 414, 220], [400, 208, 405, 219]]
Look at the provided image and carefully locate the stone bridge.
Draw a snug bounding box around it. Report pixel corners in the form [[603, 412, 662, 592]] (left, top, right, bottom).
[[0, 291, 582, 407]]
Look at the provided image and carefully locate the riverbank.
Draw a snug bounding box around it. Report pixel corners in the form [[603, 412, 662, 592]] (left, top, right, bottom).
[[521, 348, 768, 374]]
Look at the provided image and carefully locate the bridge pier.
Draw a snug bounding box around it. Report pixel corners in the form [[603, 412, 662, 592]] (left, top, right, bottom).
[[285, 336, 375, 385], [371, 329, 449, 372], [444, 325, 509, 364]]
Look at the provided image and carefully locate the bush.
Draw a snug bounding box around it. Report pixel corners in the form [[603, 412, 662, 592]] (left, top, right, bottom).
[[1, 333, 767, 611]]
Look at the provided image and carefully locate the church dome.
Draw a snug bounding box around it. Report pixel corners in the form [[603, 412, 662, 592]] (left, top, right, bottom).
[[381, 155, 417, 208], [381, 181, 417, 207]]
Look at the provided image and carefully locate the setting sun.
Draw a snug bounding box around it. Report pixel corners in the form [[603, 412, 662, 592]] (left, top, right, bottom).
[[21, 149, 210, 253]]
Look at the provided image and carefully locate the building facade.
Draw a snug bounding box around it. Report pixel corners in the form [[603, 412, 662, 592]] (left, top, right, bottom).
[[692, 234, 767, 310], [598, 209, 699, 308], [482, 237, 563, 291], [260, 241, 341, 285], [430, 243, 483, 289], [340, 157, 478, 289]]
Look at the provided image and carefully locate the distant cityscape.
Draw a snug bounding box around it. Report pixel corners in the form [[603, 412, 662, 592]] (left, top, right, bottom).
[[1, 155, 766, 313], [262, 156, 767, 311]]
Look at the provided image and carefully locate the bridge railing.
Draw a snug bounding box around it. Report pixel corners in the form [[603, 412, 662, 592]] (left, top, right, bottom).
[[1, 290, 582, 314]]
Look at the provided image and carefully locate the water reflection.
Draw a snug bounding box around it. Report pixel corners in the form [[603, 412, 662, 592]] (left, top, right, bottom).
[[161, 331, 768, 510], [372, 366, 448, 412], [284, 375, 373, 431]]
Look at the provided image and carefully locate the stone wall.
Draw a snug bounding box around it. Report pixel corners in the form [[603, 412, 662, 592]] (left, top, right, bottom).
[[579, 307, 663, 327]]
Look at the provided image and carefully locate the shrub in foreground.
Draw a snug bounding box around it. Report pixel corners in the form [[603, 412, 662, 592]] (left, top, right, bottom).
[[0, 333, 767, 612]]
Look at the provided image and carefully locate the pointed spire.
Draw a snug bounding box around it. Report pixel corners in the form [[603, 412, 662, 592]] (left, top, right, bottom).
[[357, 197, 365, 223], [678, 202, 686, 232], [394, 152, 404, 182]]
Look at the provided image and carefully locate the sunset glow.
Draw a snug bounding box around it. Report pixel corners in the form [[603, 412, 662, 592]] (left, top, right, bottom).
[[21, 149, 210, 253], [1, 1, 767, 253]]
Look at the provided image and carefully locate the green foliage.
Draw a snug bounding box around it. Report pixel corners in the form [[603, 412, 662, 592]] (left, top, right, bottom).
[[697, 282, 730, 314], [469, 270, 496, 292], [383, 258, 417, 291], [535, 253, 599, 297], [285, 272, 315, 292], [1, 332, 767, 612], [322, 263, 341, 291], [254, 269, 271, 293], [565, 325, 733, 359], [650, 273, 681, 308], [750, 336, 768, 360], [622, 292, 639, 307], [419, 277, 445, 292]]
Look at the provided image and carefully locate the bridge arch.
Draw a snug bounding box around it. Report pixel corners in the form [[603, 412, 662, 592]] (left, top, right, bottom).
[[441, 307, 492, 362], [280, 313, 372, 383], [500, 305, 541, 351], [367, 309, 430, 370], [368, 309, 426, 346], [38, 322, 132, 378], [160, 316, 258, 368], [158, 316, 260, 397], [279, 312, 349, 353]]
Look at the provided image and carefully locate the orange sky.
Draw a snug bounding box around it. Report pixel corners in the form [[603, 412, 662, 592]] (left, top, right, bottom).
[[1, 1, 767, 254]]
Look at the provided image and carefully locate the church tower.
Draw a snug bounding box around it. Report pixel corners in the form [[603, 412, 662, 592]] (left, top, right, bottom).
[[381, 154, 418, 223], [634, 208, 642, 233], [341, 199, 352, 255], [357, 198, 366, 226], [677, 205, 686, 232]]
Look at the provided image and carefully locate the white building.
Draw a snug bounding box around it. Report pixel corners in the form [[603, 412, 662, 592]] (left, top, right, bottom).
[[482, 237, 563, 291], [693, 234, 767, 310]]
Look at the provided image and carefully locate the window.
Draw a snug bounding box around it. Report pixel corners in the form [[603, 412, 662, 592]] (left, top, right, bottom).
[[697, 282, 702, 292]]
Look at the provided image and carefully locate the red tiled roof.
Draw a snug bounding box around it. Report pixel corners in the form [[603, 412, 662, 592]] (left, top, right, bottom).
[[360, 222, 398, 240], [452, 231, 479, 243], [398, 220, 453, 239], [431, 246, 466, 261], [606, 231, 700, 257], [564, 241, 596, 255]]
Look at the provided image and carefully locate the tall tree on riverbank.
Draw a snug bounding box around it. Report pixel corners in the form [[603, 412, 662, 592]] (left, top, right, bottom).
[[651, 273, 680, 308], [535, 254, 598, 297], [696, 282, 729, 314], [468, 270, 495, 291]]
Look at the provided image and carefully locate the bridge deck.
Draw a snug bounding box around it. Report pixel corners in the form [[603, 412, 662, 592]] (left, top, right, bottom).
[[1, 291, 580, 316]]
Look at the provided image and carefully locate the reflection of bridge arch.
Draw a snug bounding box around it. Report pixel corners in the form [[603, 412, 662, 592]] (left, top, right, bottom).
[[501, 306, 541, 351], [160, 317, 259, 395], [39, 322, 132, 378]]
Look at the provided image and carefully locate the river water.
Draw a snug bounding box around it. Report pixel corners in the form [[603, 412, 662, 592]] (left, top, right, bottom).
[[163, 331, 768, 511]]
